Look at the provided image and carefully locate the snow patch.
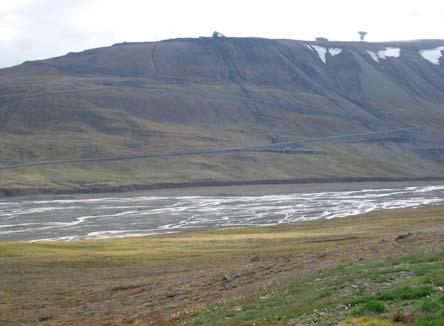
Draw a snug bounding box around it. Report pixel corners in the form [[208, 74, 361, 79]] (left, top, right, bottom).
[[367, 47, 401, 63], [419, 47, 444, 65], [311, 45, 327, 63], [367, 51, 380, 63], [329, 48, 343, 56], [379, 47, 400, 59], [305, 44, 343, 63]]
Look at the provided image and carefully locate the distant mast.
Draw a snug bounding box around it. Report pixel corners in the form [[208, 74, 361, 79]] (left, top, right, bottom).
[[358, 31, 368, 42]]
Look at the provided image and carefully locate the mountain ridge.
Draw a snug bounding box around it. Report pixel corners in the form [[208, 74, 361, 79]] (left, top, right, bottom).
[[1, 36, 444, 194]]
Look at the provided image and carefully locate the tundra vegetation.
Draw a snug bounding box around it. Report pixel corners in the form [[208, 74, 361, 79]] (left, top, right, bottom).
[[1, 206, 443, 325]]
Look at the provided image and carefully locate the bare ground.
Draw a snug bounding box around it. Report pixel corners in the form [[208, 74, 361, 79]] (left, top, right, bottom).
[[0, 206, 443, 325]]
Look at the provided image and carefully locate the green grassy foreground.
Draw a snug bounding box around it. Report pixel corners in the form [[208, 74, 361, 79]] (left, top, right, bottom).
[[188, 249, 444, 325], [0, 206, 443, 325]]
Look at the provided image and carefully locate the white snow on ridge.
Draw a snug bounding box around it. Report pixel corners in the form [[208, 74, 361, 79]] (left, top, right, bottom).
[[305, 44, 343, 64], [367, 47, 401, 63], [329, 48, 343, 56], [419, 47, 444, 65], [367, 51, 380, 63], [311, 45, 327, 63], [379, 47, 400, 59]]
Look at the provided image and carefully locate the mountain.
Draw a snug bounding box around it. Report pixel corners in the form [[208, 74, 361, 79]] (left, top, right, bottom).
[[1, 36, 444, 194]]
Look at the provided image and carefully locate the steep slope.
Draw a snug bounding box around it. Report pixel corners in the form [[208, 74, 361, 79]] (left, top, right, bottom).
[[0, 37, 444, 194]]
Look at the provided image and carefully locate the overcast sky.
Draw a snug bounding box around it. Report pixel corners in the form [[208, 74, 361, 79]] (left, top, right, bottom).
[[1, 0, 444, 68]]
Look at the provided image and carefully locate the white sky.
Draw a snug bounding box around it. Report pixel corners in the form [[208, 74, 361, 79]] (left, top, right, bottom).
[[1, 0, 444, 68]]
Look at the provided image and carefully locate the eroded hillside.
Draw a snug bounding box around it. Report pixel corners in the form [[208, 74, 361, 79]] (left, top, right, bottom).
[[1, 37, 444, 193]]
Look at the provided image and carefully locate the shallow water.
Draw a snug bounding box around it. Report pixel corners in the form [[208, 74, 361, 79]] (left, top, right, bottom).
[[1, 184, 443, 241]]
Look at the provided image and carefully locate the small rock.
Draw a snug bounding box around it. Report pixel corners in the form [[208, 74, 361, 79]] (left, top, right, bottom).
[[37, 316, 53, 322], [166, 292, 177, 298], [233, 272, 241, 279], [395, 233, 413, 241], [223, 275, 233, 282]]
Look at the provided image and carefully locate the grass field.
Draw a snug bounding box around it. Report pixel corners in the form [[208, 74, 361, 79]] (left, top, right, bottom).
[[1, 206, 443, 325]]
